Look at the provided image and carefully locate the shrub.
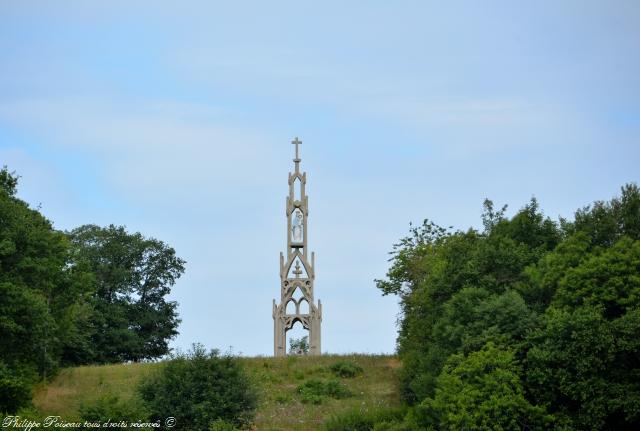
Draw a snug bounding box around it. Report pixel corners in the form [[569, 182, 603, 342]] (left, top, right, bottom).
[[0, 362, 32, 414], [330, 361, 364, 378], [209, 419, 238, 431], [323, 407, 406, 431], [274, 393, 292, 404], [138, 344, 257, 430], [372, 422, 418, 431], [296, 378, 352, 404], [79, 395, 149, 424], [324, 379, 352, 399], [300, 391, 324, 405], [297, 379, 326, 404]]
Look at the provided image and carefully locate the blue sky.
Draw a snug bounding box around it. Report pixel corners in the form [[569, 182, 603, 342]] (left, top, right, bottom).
[[1, 1, 638, 355]]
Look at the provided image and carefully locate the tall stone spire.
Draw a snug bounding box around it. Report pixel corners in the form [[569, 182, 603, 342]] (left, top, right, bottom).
[[272, 137, 322, 356]]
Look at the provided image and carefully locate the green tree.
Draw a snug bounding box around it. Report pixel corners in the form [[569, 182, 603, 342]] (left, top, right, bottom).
[[0, 166, 189, 411], [416, 343, 551, 431], [517, 232, 591, 312], [526, 306, 640, 429], [0, 168, 64, 375], [375, 184, 640, 430], [552, 236, 640, 318], [69, 224, 185, 363], [289, 335, 309, 355], [433, 288, 538, 356], [376, 199, 559, 403], [562, 183, 640, 248], [0, 167, 92, 411]]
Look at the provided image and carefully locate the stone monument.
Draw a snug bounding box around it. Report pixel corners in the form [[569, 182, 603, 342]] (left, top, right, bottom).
[[272, 137, 322, 356]]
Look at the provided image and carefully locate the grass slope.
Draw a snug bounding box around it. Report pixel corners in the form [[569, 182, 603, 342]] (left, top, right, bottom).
[[33, 355, 400, 431]]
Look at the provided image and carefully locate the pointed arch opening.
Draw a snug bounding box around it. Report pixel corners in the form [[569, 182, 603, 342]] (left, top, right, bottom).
[[285, 300, 296, 315], [293, 177, 302, 202], [299, 298, 310, 314], [291, 286, 304, 302]]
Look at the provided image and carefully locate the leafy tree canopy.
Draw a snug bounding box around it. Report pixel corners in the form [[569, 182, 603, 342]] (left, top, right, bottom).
[[376, 184, 640, 429], [69, 224, 186, 363], [415, 343, 552, 431], [0, 167, 187, 413]]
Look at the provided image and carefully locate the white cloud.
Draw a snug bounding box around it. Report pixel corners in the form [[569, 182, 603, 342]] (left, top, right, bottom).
[[168, 44, 561, 150], [0, 98, 281, 204]]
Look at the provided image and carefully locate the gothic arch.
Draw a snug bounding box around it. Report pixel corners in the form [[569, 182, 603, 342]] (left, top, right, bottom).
[[285, 300, 296, 315], [299, 298, 310, 314], [293, 176, 302, 201], [291, 286, 304, 301]]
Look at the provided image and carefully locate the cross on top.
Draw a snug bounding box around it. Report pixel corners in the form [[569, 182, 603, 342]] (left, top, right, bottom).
[[292, 137, 302, 161]]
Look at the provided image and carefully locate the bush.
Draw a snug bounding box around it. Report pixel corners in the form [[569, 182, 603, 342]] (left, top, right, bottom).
[[274, 393, 292, 404], [323, 407, 406, 431], [138, 344, 257, 430], [79, 395, 149, 424], [209, 419, 238, 431], [300, 391, 324, 405], [297, 379, 326, 404], [324, 379, 352, 399], [0, 362, 32, 414], [372, 422, 418, 431], [296, 378, 352, 404], [330, 361, 364, 378]]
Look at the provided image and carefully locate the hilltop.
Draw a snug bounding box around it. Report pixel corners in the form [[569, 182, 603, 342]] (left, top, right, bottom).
[[32, 354, 401, 431]]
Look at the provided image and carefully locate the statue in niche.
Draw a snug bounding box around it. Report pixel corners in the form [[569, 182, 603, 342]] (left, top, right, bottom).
[[292, 208, 304, 242]]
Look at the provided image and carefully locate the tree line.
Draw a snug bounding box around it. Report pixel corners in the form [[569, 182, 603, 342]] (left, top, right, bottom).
[[0, 168, 185, 413], [357, 184, 640, 430]]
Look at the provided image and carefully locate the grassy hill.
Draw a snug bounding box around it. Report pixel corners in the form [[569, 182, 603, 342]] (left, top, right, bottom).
[[32, 354, 401, 431]]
